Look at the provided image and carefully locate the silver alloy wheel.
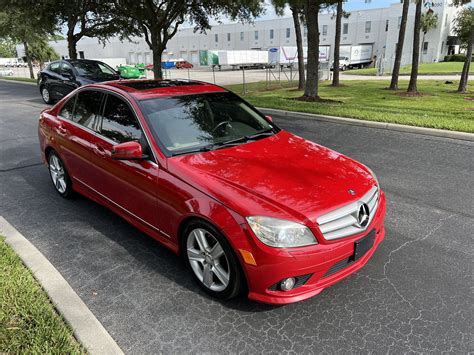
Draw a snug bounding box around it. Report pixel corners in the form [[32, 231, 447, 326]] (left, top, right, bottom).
[[42, 87, 50, 102], [186, 228, 230, 292], [49, 154, 67, 194]]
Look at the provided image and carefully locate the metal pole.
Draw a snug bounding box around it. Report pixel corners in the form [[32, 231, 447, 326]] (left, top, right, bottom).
[[187, 68, 190, 80], [212, 65, 216, 84], [266, 67, 268, 89], [242, 67, 246, 95]]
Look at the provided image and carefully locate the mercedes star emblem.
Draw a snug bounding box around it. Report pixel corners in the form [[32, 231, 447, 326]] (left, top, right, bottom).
[[357, 203, 370, 227]]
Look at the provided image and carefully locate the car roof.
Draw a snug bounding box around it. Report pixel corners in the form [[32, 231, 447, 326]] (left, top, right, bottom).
[[100, 79, 227, 100]]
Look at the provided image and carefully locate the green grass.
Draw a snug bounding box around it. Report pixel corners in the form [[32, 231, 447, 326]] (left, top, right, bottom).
[[345, 62, 472, 76], [0, 76, 37, 83], [0, 237, 84, 353], [226, 80, 474, 133]]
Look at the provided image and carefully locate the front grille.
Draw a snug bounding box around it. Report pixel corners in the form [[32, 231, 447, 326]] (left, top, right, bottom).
[[316, 186, 379, 240], [324, 257, 353, 277]]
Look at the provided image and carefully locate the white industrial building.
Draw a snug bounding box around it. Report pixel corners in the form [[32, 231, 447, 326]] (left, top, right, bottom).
[[22, 0, 462, 70]]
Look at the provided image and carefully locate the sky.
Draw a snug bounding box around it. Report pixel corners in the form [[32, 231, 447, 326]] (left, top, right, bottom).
[[192, 0, 397, 28], [256, 0, 396, 20]]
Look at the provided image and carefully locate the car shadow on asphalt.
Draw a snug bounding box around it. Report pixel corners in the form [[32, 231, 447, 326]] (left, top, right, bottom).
[[72, 193, 284, 312], [16, 163, 283, 313]]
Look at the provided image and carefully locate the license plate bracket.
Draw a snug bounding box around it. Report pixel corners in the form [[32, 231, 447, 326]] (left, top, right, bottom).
[[352, 229, 375, 261]]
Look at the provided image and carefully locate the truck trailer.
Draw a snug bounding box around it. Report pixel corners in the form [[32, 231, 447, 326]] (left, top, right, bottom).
[[268, 46, 331, 67], [217, 50, 269, 69]]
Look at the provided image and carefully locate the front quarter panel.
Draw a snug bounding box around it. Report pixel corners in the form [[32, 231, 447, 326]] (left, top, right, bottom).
[[156, 169, 246, 250]]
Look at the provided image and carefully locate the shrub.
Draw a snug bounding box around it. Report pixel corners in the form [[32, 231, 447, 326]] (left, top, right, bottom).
[[444, 54, 474, 62]]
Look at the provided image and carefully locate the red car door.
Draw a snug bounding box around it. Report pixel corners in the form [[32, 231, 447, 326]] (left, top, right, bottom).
[[54, 90, 105, 187], [86, 93, 160, 231]]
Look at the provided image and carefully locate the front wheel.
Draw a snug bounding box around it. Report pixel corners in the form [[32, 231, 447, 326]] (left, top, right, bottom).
[[183, 221, 245, 300], [48, 151, 73, 198]]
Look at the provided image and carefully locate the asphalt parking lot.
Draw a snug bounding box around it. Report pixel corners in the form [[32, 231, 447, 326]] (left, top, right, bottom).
[[0, 79, 473, 353]]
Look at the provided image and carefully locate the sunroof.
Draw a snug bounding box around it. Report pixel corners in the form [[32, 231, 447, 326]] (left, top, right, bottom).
[[120, 80, 203, 90]]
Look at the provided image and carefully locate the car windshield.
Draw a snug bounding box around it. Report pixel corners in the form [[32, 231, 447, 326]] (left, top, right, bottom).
[[70, 61, 117, 78], [139, 92, 277, 156]]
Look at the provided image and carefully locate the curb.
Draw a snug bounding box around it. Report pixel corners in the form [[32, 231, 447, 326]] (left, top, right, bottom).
[[0, 216, 124, 355], [0, 78, 37, 85], [258, 107, 474, 142]]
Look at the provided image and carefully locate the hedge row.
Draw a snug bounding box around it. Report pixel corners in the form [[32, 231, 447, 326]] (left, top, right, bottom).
[[444, 54, 474, 62]]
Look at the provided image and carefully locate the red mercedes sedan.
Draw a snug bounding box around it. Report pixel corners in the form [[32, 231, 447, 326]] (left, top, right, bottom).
[[38, 79, 386, 304]]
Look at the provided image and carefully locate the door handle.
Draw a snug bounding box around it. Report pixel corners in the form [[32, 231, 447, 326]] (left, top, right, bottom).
[[94, 144, 107, 157], [58, 125, 67, 135]]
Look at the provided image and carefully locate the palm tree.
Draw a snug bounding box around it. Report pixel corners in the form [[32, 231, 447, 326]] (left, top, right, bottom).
[[332, 1, 343, 87], [420, 11, 438, 63], [272, 0, 306, 90], [452, 0, 473, 93], [291, 4, 306, 90], [389, 0, 410, 90], [407, 0, 422, 93]]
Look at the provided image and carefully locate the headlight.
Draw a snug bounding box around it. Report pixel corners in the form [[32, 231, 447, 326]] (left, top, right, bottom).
[[246, 216, 318, 248], [366, 166, 379, 187]]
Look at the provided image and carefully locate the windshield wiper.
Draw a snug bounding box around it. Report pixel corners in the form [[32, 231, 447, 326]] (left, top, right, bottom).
[[215, 129, 275, 148], [171, 145, 214, 156], [245, 129, 274, 140], [171, 129, 275, 156]]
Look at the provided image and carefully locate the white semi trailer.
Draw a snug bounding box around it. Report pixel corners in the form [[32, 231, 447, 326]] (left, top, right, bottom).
[[268, 46, 331, 67], [218, 50, 269, 69]]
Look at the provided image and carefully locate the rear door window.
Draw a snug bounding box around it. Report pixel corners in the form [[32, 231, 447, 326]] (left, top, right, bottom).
[[100, 94, 142, 143], [59, 95, 76, 120], [72, 90, 104, 131]]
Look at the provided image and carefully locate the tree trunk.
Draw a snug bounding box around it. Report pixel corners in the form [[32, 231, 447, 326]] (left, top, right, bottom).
[[291, 6, 305, 90], [23, 41, 34, 79], [332, 1, 343, 87], [66, 16, 78, 60], [420, 32, 426, 64], [407, 0, 422, 93], [389, 0, 409, 90], [151, 33, 164, 80], [67, 34, 77, 59], [458, 25, 473, 93], [303, 0, 320, 99]]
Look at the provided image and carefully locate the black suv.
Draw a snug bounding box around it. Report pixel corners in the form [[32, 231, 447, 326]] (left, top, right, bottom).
[[37, 59, 120, 104]]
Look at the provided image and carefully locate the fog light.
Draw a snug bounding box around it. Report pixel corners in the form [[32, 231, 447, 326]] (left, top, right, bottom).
[[280, 277, 296, 291]]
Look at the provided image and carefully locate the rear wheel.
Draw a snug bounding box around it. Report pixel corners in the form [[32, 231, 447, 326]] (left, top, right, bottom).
[[48, 151, 73, 198], [41, 86, 53, 104], [183, 221, 245, 300]]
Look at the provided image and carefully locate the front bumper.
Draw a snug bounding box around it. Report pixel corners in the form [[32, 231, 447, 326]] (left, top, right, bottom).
[[237, 190, 387, 305]]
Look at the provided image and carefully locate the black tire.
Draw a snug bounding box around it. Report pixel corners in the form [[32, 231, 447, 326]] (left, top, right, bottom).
[[342, 65, 347, 71], [182, 220, 246, 300], [40, 85, 53, 104], [48, 150, 73, 198]]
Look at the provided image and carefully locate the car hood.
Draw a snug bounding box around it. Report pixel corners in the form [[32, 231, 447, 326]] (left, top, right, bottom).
[[168, 131, 376, 223]]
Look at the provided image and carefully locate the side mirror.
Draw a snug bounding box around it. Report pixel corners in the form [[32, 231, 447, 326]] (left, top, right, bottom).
[[112, 141, 147, 160], [265, 115, 273, 122]]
